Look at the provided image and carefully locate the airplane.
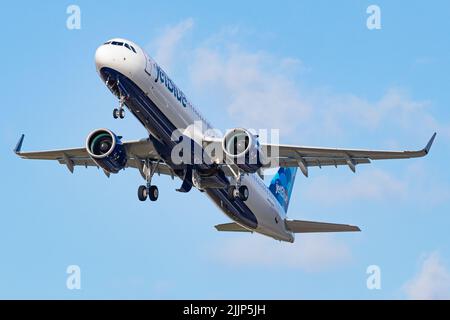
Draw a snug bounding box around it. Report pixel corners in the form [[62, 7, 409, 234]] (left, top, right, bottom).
[[14, 38, 436, 243]]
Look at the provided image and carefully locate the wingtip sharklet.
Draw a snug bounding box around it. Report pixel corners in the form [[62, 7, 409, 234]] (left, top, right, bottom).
[[14, 134, 25, 154], [424, 132, 437, 155]]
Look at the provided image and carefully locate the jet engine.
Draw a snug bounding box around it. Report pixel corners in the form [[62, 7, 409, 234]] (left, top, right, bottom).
[[222, 128, 266, 173], [86, 128, 127, 173]]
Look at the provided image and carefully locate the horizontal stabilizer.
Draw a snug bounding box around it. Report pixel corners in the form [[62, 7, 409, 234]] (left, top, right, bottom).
[[285, 220, 360, 233], [215, 222, 252, 233]]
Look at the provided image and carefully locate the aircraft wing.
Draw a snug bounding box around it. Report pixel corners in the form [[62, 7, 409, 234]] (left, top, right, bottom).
[[14, 134, 174, 178], [262, 133, 436, 176]]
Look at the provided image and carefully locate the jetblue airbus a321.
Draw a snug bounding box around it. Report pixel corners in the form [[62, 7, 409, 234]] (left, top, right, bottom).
[[15, 38, 436, 243]]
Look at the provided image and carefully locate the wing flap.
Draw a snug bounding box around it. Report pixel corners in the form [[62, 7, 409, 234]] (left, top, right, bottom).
[[285, 220, 360, 233], [276, 157, 371, 168]]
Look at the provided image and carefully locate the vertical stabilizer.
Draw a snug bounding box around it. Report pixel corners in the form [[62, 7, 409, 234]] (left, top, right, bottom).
[[268, 167, 298, 213]]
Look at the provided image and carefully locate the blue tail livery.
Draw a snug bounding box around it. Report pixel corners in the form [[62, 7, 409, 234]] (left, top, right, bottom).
[[269, 167, 298, 213]]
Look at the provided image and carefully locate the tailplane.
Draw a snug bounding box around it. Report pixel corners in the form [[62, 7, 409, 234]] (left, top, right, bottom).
[[285, 220, 360, 233]]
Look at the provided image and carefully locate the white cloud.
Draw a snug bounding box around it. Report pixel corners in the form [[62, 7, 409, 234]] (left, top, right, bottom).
[[277, 86, 449, 146], [190, 46, 312, 135], [212, 234, 352, 272], [404, 252, 450, 300], [413, 57, 434, 66], [151, 280, 175, 298], [152, 19, 450, 143], [148, 20, 450, 209], [302, 169, 407, 204], [403, 162, 450, 206], [301, 163, 450, 206], [189, 43, 449, 144], [153, 18, 194, 71]]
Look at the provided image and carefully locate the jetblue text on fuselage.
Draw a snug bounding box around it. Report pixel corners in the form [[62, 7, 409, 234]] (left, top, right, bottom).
[[155, 64, 190, 109]]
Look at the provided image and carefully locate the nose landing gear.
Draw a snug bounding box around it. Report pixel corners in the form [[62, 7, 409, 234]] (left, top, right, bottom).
[[108, 79, 128, 119], [113, 107, 125, 119], [113, 95, 126, 119]]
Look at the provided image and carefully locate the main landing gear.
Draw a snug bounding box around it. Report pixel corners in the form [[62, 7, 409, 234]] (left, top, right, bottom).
[[138, 159, 159, 202], [138, 185, 159, 202], [227, 170, 249, 201], [228, 185, 249, 201]]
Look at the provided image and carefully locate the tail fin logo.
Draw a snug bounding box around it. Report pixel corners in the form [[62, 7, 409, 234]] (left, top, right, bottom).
[[274, 181, 289, 206], [269, 167, 298, 213]]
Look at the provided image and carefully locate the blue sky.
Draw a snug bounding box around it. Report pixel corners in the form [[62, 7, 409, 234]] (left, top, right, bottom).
[[1, 1, 450, 299]]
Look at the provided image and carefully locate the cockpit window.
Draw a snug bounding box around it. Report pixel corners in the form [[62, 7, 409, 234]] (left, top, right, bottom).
[[124, 43, 137, 53], [107, 41, 137, 54]]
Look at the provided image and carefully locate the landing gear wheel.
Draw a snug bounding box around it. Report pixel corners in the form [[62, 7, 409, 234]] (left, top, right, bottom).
[[238, 185, 249, 201], [149, 185, 159, 201], [113, 108, 125, 119], [228, 186, 237, 201], [138, 185, 148, 201]]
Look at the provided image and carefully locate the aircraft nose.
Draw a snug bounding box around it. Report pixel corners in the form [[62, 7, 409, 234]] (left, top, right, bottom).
[[94, 44, 110, 72]]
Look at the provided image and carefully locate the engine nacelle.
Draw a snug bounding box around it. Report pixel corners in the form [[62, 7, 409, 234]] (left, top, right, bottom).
[[222, 128, 266, 173], [86, 128, 127, 174]]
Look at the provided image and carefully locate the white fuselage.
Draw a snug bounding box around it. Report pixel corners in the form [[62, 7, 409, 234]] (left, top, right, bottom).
[[95, 38, 294, 242]]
